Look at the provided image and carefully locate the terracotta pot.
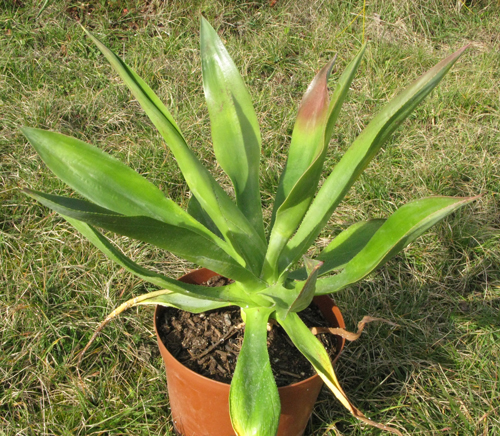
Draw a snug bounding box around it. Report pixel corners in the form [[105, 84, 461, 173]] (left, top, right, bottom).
[[154, 268, 346, 436]]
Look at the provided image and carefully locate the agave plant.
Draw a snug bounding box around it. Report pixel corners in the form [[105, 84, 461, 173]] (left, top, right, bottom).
[[22, 18, 475, 436]]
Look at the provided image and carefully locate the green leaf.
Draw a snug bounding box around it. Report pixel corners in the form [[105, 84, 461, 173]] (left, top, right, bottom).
[[187, 194, 223, 239], [200, 18, 265, 241], [21, 127, 207, 230], [26, 189, 264, 288], [324, 44, 366, 148], [229, 307, 280, 436], [278, 312, 402, 435], [83, 29, 267, 275], [316, 196, 478, 295], [285, 258, 322, 317], [281, 46, 469, 274], [288, 219, 385, 280]]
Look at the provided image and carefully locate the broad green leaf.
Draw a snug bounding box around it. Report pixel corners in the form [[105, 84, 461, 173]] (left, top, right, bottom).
[[26, 189, 264, 288], [284, 258, 322, 317], [263, 59, 333, 280], [187, 194, 223, 239], [288, 219, 385, 280], [281, 46, 469, 274], [316, 196, 477, 295], [229, 307, 280, 436], [200, 18, 265, 241], [83, 29, 267, 275], [21, 127, 217, 233], [278, 312, 402, 435]]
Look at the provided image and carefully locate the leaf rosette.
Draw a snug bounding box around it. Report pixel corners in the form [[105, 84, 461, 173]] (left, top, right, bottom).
[[23, 18, 475, 436]]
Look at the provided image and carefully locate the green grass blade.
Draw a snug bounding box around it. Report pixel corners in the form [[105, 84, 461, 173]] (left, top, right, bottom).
[[289, 219, 385, 280], [200, 18, 265, 241], [282, 46, 469, 274], [278, 312, 402, 435], [263, 59, 334, 280], [83, 29, 267, 274], [316, 196, 478, 295], [26, 189, 263, 287], [229, 306, 280, 436]]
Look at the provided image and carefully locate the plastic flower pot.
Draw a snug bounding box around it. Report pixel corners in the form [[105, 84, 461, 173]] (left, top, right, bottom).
[[154, 268, 346, 436]]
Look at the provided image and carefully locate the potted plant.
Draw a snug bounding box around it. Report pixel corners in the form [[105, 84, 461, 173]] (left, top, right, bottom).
[[22, 18, 476, 436]]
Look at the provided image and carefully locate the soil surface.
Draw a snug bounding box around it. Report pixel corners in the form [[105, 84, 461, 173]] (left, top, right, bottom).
[[156, 276, 338, 387]]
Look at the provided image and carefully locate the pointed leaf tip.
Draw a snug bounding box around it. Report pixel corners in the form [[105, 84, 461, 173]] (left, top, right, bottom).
[[296, 57, 336, 125]]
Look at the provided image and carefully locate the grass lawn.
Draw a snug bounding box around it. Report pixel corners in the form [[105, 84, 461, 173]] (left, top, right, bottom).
[[1, 0, 499, 434]]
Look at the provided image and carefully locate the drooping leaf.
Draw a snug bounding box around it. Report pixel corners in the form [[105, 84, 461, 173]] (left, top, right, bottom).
[[278, 312, 402, 435], [200, 18, 265, 241], [128, 290, 231, 313], [26, 189, 264, 288], [83, 29, 267, 275], [315, 196, 478, 295], [78, 288, 232, 371], [281, 46, 469, 274], [65, 216, 245, 307], [229, 307, 280, 436], [288, 219, 385, 280]]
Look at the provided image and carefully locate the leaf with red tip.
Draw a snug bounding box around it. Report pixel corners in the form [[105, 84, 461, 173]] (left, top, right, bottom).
[[263, 59, 334, 280]]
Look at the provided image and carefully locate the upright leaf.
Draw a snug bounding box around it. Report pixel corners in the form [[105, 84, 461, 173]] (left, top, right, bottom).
[[83, 29, 267, 275], [229, 307, 280, 436], [187, 194, 223, 239], [324, 44, 366, 147], [263, 59, 333, 280], [315, 196, 477, 295], [200, 18, 265, 241], [281, 46, 469, 274]]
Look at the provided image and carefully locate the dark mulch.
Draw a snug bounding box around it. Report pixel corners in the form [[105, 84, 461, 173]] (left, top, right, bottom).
[[156, 276, 338, 387]]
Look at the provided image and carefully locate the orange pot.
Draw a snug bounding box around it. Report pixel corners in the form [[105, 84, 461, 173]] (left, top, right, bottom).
[[154, 269, 346, 436]]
